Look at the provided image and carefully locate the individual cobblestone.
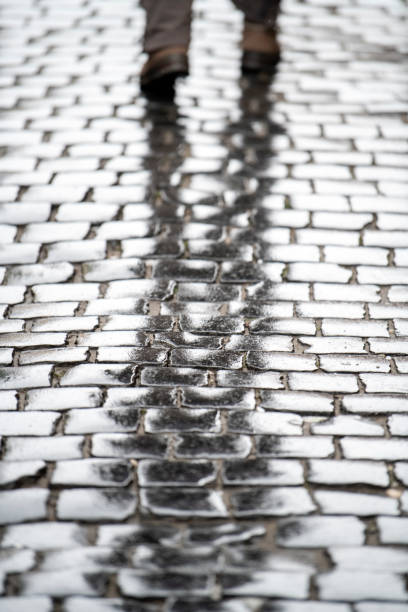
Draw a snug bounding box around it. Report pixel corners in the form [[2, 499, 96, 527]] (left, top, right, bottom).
[[276, 516, 365, 548], [20, 569, 109, 597], [0, 0, 407, 607], [0, 460, 46, 486], [0, 489, 49, 525], [141, 488, 228, 518], [57, 489, 138, 521], [4, 435, 84, 461], [322, 567, 402, 601], [0, 598, 52, 612], [52, 459, 133, 487]]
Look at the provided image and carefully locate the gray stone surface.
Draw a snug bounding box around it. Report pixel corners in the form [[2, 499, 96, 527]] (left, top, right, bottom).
[[0, 0, 407, 607]]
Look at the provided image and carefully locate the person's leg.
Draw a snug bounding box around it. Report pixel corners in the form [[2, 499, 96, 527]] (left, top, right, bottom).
[[140, 0, 192, 95], [232, 0, 281, 72], [232, 0, 280, 27], [141, 0, 192, 53]]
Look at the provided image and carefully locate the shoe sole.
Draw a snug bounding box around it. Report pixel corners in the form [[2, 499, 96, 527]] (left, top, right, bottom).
[[241, 50, 280, 74], [141, 54, 189, 94]]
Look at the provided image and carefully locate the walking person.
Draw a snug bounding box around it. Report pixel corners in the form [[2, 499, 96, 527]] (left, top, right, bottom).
[[140, 0, 281, 95]]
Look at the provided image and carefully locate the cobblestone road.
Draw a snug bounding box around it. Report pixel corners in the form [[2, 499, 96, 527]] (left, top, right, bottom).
[[1, 0, 408, 610]]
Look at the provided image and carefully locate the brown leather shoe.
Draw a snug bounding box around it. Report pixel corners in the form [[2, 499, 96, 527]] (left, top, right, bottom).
[[140, 47, 189, 96], [241, 21, 280, 74]]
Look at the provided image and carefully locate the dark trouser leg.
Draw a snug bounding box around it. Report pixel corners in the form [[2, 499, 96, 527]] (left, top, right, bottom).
[[232, 0, 280, 26], [233, 0, 281, 72], [140, 0, 193, 53]]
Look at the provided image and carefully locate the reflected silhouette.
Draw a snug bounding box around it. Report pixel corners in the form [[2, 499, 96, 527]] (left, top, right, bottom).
[[142, 71, 286, 280]]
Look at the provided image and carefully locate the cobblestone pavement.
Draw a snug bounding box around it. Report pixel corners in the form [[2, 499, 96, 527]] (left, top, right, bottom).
[[0, 0, 408, 610]]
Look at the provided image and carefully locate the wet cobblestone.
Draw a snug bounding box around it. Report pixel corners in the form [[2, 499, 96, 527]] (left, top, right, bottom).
[[0, 0, 408, 609]]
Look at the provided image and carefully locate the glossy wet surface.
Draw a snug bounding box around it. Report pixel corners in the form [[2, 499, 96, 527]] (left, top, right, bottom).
[[0, 0, 408, 609]]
